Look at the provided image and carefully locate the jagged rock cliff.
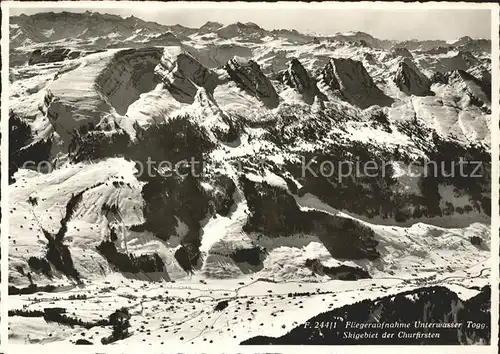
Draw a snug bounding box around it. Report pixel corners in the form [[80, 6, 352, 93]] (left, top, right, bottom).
[[446, 69, 491, 109], [96, 47, 163, 115], [199, 21, 223, 34], [225, 57, 280, 108], [394, 58, 432, 96], [142, 32, 181, 47], [154, 47, 219, 103], [278, 58, 323, 104], [28, 48, 99, 65], [390, 47, 414, 59], [321, 57, 393, 108], [217, 22, 266, 41], [42, 47, 163, 144]]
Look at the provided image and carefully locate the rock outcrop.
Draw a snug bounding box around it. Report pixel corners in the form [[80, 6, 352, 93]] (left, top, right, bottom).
[[217, 22, 265, 41], [155, 47, 219, 104], [322, 58, 393, 108], [42, 47, 163, 143], [430, 69, 490, 109], [28, 48, 88, 65], [363, 52, 377, 64], [423, 46, 453, 55], [305, 258, 371, 280], [453, 36, 491, 52], [96, 47, 163, 115], [394, 58, 432, 96], [278, 58, 323, 104], [142, 32, 181, 46], [392, 39, 449, 52], [448, 69, 491, 108], [390, 47, 413, 59], [430, 50, 480, 73], [225, 57, 280, 108], [190, 88, 239, 142], [199, 21, 223, 34], [329, 31, 385, 49]]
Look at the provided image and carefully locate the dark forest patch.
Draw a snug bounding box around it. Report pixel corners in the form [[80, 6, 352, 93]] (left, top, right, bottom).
[[95, 240, 165, 274], [241, 177, 379, 260]]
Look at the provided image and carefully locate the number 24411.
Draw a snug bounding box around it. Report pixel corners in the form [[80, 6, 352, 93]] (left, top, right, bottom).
[[303, 321, 337, 329]]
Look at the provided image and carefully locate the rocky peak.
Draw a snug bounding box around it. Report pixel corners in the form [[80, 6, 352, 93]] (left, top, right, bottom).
[[199, 21, 223, 33], [140, 32, 181, 47], [455, 50, 477, 64], [390, 47, 413, 59], [423, 46, 453, 55], [330, 31, 384, 48], [228, 21, 262, 30], [321, 59, 341, 91], [28, 48, 79, 65], [155, 48, 219, 104], [225, 57, 279, 108], [453, 36, 474, 45], [394, 58, 431, 96], [278, 58, 320, 104], [217, 22, 267, 40], [448, 70, 491, 108], [321, 58, 393, 108], [364, 53, 377, 64]]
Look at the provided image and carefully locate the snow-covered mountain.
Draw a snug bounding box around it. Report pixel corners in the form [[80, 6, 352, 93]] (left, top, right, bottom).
[[8, 11, 491, 345]]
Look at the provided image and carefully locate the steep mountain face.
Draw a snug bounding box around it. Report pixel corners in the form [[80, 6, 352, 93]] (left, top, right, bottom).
[[393, 39, 450, 52], [8, 11, 491, 345], [277, 58, 323, 104], [447, 69, 491, 107], [28, 48, 104, 65], [39, 47, 163, 146], [417, 50, 484, 76], [155, 48, 220, 104], [390, 47, 413, 59], [225, 57, 280, 108], [394, 58, 432, 96], [452, 36, 491, 52], [327, 31, 389, 49], [199, 21, 223, 34], [321, 58, 393, 108], [217, 22, 267, 41], [431, 71, 491, 123]]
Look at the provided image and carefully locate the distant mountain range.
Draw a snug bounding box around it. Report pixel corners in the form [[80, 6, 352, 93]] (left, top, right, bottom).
[[10, 10, 491, 53]]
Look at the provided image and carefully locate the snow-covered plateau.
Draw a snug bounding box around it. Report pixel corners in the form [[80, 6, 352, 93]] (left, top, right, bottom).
[[8, 11, 492, 345]]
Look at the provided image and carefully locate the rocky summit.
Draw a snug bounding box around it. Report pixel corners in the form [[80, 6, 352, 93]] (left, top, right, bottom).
[[394, 58, 432, 96], [8, 10, 491, 346]]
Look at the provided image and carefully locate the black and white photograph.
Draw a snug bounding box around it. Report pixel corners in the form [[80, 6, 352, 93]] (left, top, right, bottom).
[[3, 1, 498, 348]]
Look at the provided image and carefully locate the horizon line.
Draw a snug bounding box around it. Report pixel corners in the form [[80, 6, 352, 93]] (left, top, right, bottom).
[[8, 7, 493, 42]]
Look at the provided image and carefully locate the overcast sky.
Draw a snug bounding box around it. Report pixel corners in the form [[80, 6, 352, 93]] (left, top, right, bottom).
[[10, 7, 492, 41]]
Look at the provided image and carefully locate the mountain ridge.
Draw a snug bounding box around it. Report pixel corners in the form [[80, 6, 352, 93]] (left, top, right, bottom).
[[10, 11, 491, 50]]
